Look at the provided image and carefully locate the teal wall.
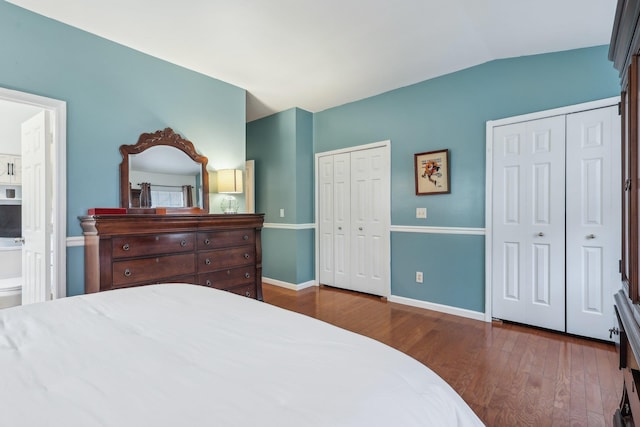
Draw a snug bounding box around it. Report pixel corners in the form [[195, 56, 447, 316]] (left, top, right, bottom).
[[247, 108, 315, 284], [313, 45, 620, 312], [247, 108, 297, 223], [260, 228, 315, 284], [314, 46, 619, 227], [248, 46, 619, 310], [295, 110, 314, 223], [1, 2, 246, 296]]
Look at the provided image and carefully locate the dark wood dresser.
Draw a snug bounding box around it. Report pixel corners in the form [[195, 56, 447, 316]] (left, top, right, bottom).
[[79, 213, 264, 300]]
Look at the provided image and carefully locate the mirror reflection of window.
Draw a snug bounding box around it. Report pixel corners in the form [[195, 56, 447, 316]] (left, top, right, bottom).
[[150, 186, 193, 208]]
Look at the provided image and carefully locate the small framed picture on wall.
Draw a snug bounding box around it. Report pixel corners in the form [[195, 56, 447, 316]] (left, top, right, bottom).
[[414, 149, 450, 195]]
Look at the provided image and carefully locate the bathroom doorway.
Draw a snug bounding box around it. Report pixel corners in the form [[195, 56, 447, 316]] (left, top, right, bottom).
[[0, 88, 66, 306]]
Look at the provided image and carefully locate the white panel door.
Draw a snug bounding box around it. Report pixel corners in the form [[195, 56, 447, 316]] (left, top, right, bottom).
[[350, 147, 389, 296], [318, 155, 335, 285], [566, 106, 621, 340], [492, 115, 566, 331], [21, 111, 51, 305], [333, 153, 351, 289]]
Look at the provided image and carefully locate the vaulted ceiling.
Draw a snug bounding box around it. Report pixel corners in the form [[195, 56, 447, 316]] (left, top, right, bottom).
[[7, 0, 618, 121]]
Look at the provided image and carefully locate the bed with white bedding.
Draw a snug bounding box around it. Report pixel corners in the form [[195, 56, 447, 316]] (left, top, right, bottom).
[[0, 284, 484, 426]]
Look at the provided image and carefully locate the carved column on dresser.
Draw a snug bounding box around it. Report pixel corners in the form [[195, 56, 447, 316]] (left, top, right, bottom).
[[81, 216, 101, 294], [79, 213, 264, 300]]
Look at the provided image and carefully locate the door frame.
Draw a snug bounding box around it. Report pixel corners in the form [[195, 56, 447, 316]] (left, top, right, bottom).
[[314, 140, 391, 297], [484, 96, 620, 322], [245, 160, 255, 213], [0, 87, 67, 300]]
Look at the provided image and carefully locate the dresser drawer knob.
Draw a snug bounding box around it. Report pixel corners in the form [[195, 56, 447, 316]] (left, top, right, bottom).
[[122, 243, 130, 251], [204, 238, 210, 245], [124, 268, 131, 277], [205, 258, 211, 265], [243, 253, 250, 259], [243, 235, 249, 240], [206, 280, 212, 286], [244, 272, 250, 279], [227, 270, 231, 275], [180, 240, 187, 247]]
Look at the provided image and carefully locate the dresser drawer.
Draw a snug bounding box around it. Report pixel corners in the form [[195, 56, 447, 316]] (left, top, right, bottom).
[[198, 247, 255, 272], [198, 266, 255, 289], [161, 275, 197, 285], [225, 283, 257, 299], [112, 232, 195, 258], [197, 229, 255, 250], [112, 253, 196, 286]]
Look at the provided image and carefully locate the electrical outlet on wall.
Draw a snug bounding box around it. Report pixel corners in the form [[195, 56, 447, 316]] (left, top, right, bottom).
[[279, 208, 285, 218], [416, 208, 427, 219], [416, 271, 423, 283]]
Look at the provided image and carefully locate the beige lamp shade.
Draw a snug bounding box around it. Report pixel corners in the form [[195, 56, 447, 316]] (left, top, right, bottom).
[[217, 169, 243, 194]]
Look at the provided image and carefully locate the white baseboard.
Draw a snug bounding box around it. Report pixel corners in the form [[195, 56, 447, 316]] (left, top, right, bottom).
[[388, 295, 485, 322], [263, 277, 316, 291], [264, 277, 485, 322]]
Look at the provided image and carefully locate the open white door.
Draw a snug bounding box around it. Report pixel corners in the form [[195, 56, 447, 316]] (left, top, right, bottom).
[[21, 110, 51, 305]]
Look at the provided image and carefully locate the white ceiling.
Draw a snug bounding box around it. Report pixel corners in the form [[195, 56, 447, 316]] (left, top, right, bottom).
[[7, 0, 618, 122], [130, 145, 202, 175]]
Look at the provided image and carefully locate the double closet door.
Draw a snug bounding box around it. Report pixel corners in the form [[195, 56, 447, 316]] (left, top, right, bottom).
[[491, 104, 620, 341], [317, 145, 390, 297]]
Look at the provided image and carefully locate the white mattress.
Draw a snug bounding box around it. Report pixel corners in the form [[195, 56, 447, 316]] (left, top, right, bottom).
[[0, 284, 484, 426]]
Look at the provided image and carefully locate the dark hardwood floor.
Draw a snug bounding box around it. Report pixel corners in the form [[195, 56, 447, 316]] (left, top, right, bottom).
[[262, 283, 621, 427]]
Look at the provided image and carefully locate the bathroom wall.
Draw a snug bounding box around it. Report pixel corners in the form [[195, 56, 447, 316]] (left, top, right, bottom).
[[0, 244, 21, 280]]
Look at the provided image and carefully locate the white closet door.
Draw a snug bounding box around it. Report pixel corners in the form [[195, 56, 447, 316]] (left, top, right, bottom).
[[333, 153, 351, 289], [350, 147, 389, 296], [318, 155, 335, 285], [566, 105, 621, 340], [492, 116, 566, 331], [317, 145, 390, 297], [318, 152, 351, 288]]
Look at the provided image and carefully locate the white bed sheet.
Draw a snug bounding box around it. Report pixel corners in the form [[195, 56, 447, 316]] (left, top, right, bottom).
[[0, 284, 484, 426]]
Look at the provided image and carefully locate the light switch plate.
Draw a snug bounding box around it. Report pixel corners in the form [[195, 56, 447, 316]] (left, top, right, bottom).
[[416, 208, 427, 219]]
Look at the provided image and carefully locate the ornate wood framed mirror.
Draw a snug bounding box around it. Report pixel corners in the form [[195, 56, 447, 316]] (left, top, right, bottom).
[[119, 128, 209, 213]]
